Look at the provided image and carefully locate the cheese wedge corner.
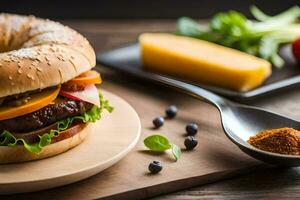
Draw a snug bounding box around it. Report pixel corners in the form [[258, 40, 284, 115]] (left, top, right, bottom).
[[139, 33, 272, 92]]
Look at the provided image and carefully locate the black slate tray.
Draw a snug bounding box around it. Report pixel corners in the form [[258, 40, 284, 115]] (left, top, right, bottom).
[[97, 43, 300, 101]]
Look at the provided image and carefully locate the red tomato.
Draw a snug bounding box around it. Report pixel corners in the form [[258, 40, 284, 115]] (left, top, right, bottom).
[[292, 38, 300, 63]]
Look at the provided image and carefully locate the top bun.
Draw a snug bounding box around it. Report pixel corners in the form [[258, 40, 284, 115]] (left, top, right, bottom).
[[0, 14, 96, 98]]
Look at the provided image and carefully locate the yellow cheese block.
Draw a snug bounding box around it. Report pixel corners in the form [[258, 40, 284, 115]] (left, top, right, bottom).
[[139, 33, 272, 92]]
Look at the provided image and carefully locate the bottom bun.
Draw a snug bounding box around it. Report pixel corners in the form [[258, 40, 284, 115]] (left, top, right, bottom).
[[0, 122, 95, 164]]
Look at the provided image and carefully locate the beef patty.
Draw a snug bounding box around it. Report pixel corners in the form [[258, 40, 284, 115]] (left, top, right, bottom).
[[0, 97, 93, 133]]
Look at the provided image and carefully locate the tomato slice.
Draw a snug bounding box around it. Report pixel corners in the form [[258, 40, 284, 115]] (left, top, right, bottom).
[[0, 86, 60, 121], [65, 70, 102, 87]]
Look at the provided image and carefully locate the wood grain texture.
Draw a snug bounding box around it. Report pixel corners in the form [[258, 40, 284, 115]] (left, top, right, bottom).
[[3, 20, 300, 200]]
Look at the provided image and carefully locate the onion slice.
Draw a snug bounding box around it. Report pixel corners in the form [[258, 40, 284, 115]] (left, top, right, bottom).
[[60, 84, 100, 107]]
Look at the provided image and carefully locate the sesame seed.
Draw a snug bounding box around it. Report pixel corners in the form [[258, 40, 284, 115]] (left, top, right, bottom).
[[17, 69, 22, 74], [8, 76, 12, 80]]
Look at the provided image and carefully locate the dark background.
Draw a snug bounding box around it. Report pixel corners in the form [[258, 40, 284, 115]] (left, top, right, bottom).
[[0, 0, 299, 19]]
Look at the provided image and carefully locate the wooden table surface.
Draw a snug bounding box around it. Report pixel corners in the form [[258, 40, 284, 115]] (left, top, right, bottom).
[[62, 19, 300, 199]]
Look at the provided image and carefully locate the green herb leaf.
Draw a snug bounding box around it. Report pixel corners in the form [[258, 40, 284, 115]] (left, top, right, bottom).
[[171, 144, 181, 161], [0, 92, 113, 153], [144, 134, 182, 161], [144, 135, 172, 151]]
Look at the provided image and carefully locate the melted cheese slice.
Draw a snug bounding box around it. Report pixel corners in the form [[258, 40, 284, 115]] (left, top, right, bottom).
[[139, 33, 272, 92]]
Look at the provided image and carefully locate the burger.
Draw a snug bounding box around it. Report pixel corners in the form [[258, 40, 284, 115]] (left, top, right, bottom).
[[0, 14, 113, 163]]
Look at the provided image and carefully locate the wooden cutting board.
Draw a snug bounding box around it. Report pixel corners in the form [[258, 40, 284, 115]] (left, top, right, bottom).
[[3, 69, 264, 200]]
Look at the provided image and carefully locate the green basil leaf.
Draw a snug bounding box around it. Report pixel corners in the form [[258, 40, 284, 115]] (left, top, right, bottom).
[[171, 144, 182, 161], [144, 135, 172, 152]]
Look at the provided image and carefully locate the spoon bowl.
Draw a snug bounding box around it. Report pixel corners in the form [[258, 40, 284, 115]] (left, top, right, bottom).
[[221, 103, 300, 166]]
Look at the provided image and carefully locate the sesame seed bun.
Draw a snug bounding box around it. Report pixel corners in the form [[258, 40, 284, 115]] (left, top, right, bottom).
[[0, 14, 96, 98]]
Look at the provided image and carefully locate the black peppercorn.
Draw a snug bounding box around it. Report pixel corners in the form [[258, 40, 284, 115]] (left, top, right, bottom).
[[153, 117, 164, 128], [165, 105, 177, 118], [148, 161, 163, 174], [186, 123, 198, 136], [184, 136, 198, 150]]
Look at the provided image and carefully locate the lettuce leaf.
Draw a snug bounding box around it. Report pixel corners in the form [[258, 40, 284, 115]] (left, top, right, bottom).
[[0, 92, 113, 153]]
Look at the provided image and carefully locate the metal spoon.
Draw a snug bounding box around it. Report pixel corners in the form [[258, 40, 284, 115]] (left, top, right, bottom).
[[119, 70, 300, 166]]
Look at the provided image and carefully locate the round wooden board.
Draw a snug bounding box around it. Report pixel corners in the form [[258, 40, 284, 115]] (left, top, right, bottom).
[[0, 90, 141, 194]]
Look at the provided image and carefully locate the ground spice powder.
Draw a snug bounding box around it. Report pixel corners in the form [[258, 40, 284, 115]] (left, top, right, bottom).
[[248, 127, 300, 155]]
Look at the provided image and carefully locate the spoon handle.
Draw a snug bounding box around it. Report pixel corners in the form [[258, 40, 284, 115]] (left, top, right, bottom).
[[153, 75, 228, 108], [126, 68, 228, 109]]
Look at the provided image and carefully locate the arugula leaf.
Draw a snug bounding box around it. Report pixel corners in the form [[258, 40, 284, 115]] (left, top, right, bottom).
[[176, 6, 300, 68], [0, 92, 113, 153], [143, 134, 182, 161]]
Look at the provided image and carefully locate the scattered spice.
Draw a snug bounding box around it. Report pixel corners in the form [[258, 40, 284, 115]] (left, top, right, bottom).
[[248, 128, 300, 155]]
